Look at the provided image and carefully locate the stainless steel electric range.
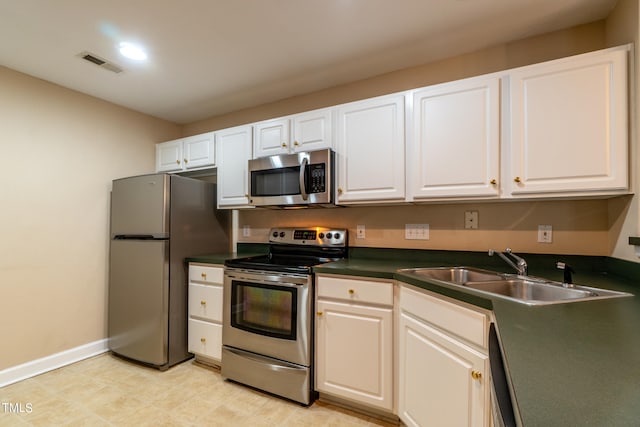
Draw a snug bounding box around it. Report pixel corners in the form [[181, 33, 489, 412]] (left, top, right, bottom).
[[221, 227, 347, 405]]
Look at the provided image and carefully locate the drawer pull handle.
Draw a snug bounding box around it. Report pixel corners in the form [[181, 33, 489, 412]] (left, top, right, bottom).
[[471, 370, 482, 380], [200, 300, 206, 305], [348, 289, 355, 295], [200, 338, 206, 343], [201, 272, 207, 279]]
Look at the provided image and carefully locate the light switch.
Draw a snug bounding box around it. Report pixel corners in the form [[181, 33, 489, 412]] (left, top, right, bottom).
[[405, 224, 429, 240]]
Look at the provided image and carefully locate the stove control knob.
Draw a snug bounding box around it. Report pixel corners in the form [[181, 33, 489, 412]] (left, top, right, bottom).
[[333, 232, 341, 240], [272, 231, 279, 238], [326, 232, 333, 239], [319, 232, 325, 239], [279, 231, 286, 238]]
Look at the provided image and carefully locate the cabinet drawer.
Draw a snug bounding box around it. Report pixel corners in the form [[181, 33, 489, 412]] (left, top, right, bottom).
[[188, 319, 222, 361], [189, 283, 223, 322], [189, 264, 223, 284], [317, 275, 393, 306], [400, 285, 487, 348]]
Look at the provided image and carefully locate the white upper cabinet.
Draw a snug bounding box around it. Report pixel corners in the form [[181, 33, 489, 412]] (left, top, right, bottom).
[[182, 133, 216, 169], [155, 132, 215, 173], [335, 93, 406, 203], [292, 108, 333, 153], [215, 125, 253, 208], [156, 139, 183, 172], [253, 108, 333, 158], [505, 45, 629, 197], [409, 76, 500, 200], [254, 118, 290, 157]]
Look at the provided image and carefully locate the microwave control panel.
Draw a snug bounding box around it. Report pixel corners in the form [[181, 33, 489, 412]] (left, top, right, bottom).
[[307, 163, 326, 194]]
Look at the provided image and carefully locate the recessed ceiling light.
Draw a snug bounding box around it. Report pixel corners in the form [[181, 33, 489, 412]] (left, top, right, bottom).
[[119, 42, 147, 61]]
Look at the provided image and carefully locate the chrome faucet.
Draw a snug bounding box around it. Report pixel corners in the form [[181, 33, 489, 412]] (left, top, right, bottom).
[[488, 248, 528, 276]]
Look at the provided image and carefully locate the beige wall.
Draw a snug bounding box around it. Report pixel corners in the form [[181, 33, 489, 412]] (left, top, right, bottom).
[[238, 200, 611, 255], [0, 67, 180, 370], [606, 0, 640, 261], [186, 19, 639, 257], [184, 22, 606, 136]]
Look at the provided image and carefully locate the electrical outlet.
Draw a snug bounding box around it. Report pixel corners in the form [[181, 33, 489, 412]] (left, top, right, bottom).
[[242, 225, 250, 237], [356, 224, 366, 239], [405, 224, 429, 240], [537, 225, 552, 243], [465, 211, 479, 229]]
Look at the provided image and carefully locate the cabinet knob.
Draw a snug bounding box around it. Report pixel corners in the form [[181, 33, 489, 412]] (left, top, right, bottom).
[[282, 142, 287, 148], [176, 160, 180, 165], [200, 338, 206, 343], [337, 188, 343, 195], [317, 311, 323, 316], [514, 177, 522, 183], [201, 272, 207, 279], [200, 300, 206, 305], [348, 289, 355, 295], [294, 141, 300, 146], [471, 370, 482, 380], [184, 159, 188, 164], [490, 179, 497, 185]]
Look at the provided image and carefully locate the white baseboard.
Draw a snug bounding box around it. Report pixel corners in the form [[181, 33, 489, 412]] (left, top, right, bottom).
[[0, 339, 109, 388]]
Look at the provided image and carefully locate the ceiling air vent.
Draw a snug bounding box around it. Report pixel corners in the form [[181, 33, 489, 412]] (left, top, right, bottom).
[[77, 51, 123, 73]]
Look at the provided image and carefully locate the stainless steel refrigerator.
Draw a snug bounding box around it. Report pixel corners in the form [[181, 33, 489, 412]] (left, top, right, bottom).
[[108, 173, 229, 370]]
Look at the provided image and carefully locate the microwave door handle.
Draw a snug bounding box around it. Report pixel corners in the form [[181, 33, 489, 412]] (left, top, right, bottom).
[[299, 157, 309, 200]]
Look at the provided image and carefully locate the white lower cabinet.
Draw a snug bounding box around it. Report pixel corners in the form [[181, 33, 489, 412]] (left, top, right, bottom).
[[188, 263, 224, 366], [315, 275, 394, 412], [398, 284, 490, 427]]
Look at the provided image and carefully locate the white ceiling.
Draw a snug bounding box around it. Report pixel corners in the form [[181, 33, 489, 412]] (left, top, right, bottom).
[[0, 0, 618, 124]]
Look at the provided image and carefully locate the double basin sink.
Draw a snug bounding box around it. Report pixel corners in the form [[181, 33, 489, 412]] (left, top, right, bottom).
[[399, 267, 632, 305]]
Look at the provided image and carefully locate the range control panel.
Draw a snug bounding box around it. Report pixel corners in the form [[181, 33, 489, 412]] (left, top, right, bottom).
[[269, 227, 347, 247]]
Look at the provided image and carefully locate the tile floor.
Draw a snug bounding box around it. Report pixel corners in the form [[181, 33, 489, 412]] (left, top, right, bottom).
[[0, 353, 398, 426]]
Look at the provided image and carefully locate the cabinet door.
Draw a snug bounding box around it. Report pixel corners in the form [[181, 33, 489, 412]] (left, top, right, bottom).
[[507, 46, 628, 196], [292, 108, 333, 152], [399, 312, 489, 427], [254, 118, 290, 157], [188, 283, 223, 322], [188, 318, 222, 361], [183, 132, 215, 169], [410, 76, 500, 199], [315, 300, 393, 411], [216, 125, 253, 208], [155, 139, 183, 172], [335, 94, 405, 203]]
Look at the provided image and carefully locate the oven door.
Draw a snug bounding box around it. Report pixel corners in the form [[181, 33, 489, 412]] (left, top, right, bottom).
[[223, 268, 312, 366]]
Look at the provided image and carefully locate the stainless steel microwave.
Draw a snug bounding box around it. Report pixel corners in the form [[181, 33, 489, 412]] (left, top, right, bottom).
[[248, 148, 334, 207]]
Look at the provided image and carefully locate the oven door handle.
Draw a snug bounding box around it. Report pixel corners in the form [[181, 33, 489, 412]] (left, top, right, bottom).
[[299, 157, 309, 201], [225, 347, 307, 373]]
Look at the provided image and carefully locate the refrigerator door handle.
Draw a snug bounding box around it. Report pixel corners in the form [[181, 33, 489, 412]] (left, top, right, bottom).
[[113, 234, 169, 240]]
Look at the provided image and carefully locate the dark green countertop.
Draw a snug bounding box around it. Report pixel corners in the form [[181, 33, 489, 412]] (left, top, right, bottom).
[[315, 249, 640, 426], [186, 243, 269, 265]]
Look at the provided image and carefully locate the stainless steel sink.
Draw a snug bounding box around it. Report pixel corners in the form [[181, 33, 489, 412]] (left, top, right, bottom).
[[402, 267, 503, 285], [399, 267, 633, 305]]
